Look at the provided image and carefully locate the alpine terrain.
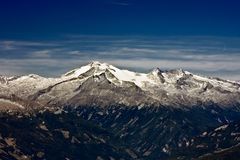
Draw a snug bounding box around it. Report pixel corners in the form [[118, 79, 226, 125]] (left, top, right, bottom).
[[0, 61, 240, 160]]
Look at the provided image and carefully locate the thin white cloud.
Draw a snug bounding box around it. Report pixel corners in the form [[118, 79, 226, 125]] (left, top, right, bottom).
[[1, 41, 15, 50], [0, 36, 240, 80], [120, 47, 158, 53], [0, 58, 240, 80], [27, 50, 52, 58]]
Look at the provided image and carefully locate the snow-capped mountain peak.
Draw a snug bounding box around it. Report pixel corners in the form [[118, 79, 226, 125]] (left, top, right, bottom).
[[64, 61, 114, 77], [150, 68, 162, 76], [0, 61, 239, 109], [56, 61, 240, 93], [63, 61, 157, 87]]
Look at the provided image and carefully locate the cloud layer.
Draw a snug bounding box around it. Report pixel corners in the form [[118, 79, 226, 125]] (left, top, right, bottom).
[[0, 36, 240, 80]]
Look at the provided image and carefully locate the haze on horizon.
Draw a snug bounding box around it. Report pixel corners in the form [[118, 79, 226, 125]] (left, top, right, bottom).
[[0, 0, 240, 80]]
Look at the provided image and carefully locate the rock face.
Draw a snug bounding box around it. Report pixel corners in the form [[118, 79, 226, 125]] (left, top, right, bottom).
[[0, 61, 240, 160]]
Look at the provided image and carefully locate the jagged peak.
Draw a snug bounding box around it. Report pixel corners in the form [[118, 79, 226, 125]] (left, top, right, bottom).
[[88, 61, 115, 71], [0, 75, 8, 84], [150, 68, 163, 75], [89, 61, 108, 67], [167, 68, 186, 75], [63, 61, 115, 78]]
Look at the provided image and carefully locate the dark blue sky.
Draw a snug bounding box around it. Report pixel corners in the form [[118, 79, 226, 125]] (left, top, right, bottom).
[[1, 0, 240, 39], [0, 0, 240, 80]]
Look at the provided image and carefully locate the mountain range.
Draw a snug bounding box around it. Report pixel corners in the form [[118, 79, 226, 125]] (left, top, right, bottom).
[[0, 61, 240, 160]]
